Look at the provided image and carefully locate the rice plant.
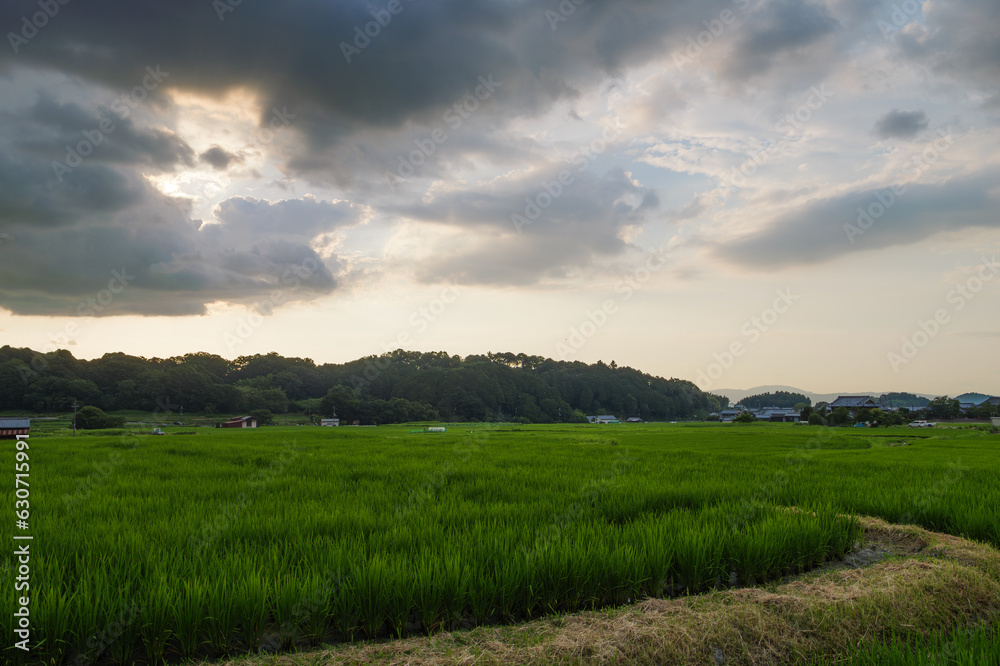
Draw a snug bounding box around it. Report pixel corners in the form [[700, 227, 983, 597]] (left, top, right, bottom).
[[2, 422, 997, 664]]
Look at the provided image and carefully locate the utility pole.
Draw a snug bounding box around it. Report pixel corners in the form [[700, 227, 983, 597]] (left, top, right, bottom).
[[72, 399, 77, 436]]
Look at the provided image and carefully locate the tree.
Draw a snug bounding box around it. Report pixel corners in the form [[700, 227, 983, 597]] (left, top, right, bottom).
[[879, 392, 930, 409], [0, 345, 731, 424], [320, 385, 359, 422], [76, 406, 125, 430], [829, 407, 852, 426], [249, 409, 274, 426], [733, 412, 756, 424], [880, 410, 905, 426], [966, 404, 999, 420], [740, 391, 810, 409], [807, 412, 826, 426], [928, 396, 961, 420]]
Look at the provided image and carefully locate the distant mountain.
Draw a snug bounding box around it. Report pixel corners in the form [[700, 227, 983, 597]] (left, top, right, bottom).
[[715, 385, 937, 406]]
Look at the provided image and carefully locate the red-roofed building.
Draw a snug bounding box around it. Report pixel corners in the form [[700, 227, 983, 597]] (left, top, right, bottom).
[[222, 416, 259, 429]]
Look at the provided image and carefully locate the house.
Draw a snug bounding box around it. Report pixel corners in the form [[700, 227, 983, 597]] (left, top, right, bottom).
[[0, 418, 30, 439], [320, 418, 340, 427], [595, 415, 619, 424], [719, 409, 741, 423], [756, 408, 800, 423], [961, 396, 999, 411], [222, 416, 259, 429], [828, 396, 879, 411]]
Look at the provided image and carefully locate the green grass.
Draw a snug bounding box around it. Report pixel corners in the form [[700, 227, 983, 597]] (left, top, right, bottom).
[[2, 422, 999, 665], [815, 623, 1000, 665]]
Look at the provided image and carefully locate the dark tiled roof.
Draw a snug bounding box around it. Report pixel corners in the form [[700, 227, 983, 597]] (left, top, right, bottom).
[[829, 396, 877, 407]]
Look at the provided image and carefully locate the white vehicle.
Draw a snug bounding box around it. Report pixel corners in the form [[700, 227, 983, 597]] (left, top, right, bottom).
[[908, 420, 935, 428]]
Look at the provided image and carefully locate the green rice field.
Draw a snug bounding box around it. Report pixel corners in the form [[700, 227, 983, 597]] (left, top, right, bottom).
[[3, 422, 999, 664]]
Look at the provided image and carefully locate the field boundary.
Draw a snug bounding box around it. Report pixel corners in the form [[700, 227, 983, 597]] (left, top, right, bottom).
[[236, 516, 1000, 665]]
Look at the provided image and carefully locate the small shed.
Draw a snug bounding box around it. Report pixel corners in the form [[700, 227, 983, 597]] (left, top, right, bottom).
[[222, 416, 259, 429], [0, 418, 30, 439]]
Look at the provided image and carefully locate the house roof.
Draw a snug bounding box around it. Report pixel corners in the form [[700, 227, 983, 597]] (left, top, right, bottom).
[[225, 415, 257, 422], [597, 415, 617, 420], [829, 396, 878, 407], [0, 418, 30, 428], [757, 408, 799, 416]]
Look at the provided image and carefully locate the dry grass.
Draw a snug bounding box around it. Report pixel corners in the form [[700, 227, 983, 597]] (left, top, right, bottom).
[[211, 517, 1000, 666]]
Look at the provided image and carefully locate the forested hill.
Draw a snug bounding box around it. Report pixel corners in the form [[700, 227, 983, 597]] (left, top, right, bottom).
[[0, 347, 728, 423]]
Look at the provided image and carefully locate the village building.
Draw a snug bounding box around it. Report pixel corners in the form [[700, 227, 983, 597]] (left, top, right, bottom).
[[828, 396, 879, 412], [221, 416, 259, 429], [0, 418, 30, 439]]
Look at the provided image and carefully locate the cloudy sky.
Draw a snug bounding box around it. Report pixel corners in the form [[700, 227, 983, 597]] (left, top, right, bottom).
[[1, 0, 997, 395]]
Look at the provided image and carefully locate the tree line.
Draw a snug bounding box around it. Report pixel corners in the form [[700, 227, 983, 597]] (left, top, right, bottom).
[[737, 391, 811, 409], [0, 347, 729, 424]]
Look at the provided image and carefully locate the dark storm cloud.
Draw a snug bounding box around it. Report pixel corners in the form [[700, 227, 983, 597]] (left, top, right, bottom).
[[712, 172, 1000, 269], [2, 0, 996, 315], [200, 146, 241, 170], [0, 217, 340, 317], [873, 110, 929, 140], [10, 95, 195, 171], [0, 151, 344, 316], [0, 0, 840, 151], [0, 151, 145, 228]]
